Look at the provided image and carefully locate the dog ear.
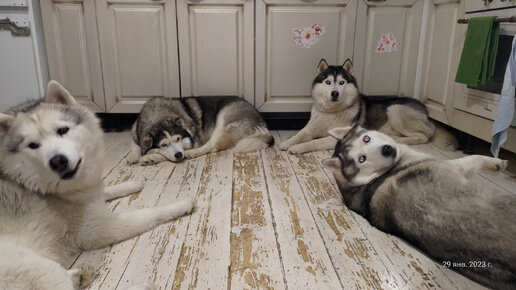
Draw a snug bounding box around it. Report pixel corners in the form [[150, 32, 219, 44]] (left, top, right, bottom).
[[0, 113, 14, 140], [173, 117, 184, 127], [45, 81, 78, 105], [343, 59, 353, 74], [141, 134, 153, 153], [329, 126, 353, 140], [317, 59, 329, 74], [321, 157, 341, 171]]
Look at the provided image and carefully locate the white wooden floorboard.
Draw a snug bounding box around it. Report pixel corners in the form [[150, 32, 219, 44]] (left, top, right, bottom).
[[70, 130, 509, 289]]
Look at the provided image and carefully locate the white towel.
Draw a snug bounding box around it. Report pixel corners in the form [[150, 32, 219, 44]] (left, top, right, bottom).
[[491, 35, 516, 157]]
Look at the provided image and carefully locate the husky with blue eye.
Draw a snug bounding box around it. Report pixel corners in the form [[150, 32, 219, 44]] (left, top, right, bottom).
[[278, 59, 457, 154], [322, 125, 515, 289], [127, 96, 274, 165], [0, 81, 195, 289]]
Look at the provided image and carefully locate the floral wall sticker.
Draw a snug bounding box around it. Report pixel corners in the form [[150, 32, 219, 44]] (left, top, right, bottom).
[[375, 32, 398, 53], [292, 24, 326, 48]]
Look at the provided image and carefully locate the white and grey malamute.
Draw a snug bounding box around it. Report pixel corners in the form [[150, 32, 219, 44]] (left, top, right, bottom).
[[322, 125, 515, 289], [0, 81, 194, 289], [279, 59, 457, 154], [127, 96, 273, 165]]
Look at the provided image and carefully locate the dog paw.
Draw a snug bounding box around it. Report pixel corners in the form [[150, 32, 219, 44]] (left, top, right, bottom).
[[287, 144, 307, 155], [126, 152, 140, 165], [66, 268, 92, 289], [491, 159, 508, 172], [178, 198, 196, 216], [278, 141, 290, 151], [138, 155, 159, 166], [184, 149, 199, 159], [126, 180, 143, 193]]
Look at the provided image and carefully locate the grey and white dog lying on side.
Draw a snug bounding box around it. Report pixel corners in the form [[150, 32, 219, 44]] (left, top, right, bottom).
[[322, 125, 515, 289], [127, 96, 273, 165]]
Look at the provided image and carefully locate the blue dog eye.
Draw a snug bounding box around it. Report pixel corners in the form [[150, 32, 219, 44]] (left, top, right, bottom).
[[363, 135, 370, 143]]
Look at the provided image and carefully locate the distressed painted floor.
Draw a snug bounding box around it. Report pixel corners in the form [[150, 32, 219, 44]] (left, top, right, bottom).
[[73, 130, 516, 289]]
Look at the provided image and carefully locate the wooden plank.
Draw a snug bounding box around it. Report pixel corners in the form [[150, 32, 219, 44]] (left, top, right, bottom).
[[103, 132, 134, 178], [76, 162, 176, 289], [229, 151, 285, 289], [116, 156, 207, 289], [172, 152, 234, 290], [312, 149, 486, 290], [261, 143, 343, 288], [286, 151, 400, 289]]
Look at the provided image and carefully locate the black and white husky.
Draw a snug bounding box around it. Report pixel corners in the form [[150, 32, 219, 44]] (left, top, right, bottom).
[[279, 59, 457, 154], [127, 96, 273, 165], [322, 125, 515, 289], [0, 81, 194, 289]]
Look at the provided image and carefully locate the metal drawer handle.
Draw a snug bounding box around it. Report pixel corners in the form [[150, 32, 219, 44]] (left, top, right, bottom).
[[0, 18, 30, 36]]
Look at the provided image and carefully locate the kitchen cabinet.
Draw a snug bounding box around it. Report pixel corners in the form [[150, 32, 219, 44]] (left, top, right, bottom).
[[176, 0, 253, 104], [255, 0, 357, 112], [420, 0, 463, 124], [353, 0, 423, 96], [41, 0, 105, 112], [95, 0, 180, 112]]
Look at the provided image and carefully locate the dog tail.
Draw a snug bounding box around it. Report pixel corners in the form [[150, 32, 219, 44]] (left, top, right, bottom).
[[429, 122, 458, 151]]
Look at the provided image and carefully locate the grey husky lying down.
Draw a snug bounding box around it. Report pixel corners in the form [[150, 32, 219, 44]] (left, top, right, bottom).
[[322, 125, 515, 289], [0, 81, 194, 289], [127, 96, 273, 165]]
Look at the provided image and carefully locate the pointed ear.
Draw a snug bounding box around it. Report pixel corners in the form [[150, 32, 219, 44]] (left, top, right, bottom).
[[317, 59, 329, 75], [45, 81, 78, 105], [141, 134, 153, 153], [173, 117, 184, 127], [329, 126, 353, 140], [0, 113, 14, 140], [321, 157, 341, 171], [343, 59, 353, 74]]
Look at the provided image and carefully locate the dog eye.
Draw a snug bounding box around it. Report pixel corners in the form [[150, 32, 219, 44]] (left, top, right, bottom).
[[160, 143, 168, 148], [359, 155, 366, 163], [363, 135, 370, 143], [325, 80, 331, 85], [339, 81, 345, 85], [57, 127, 69, 136], [28, 142, 40, 150]]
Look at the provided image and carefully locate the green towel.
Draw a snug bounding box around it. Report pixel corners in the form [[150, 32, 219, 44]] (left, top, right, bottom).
[[455, 17, 499, 86]]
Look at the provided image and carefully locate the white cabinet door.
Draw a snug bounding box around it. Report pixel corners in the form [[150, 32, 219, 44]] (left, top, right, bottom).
[[420, 0, 463, 124], [96, 0, 180, 113], [41, 0, 105, 112], [353, 0, 423, 96], [255, 0, 357, 112], [176, 0, 253, 105]]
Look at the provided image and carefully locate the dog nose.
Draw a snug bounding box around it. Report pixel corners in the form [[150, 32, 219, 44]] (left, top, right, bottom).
[[381, 145, 395, 157], [49, 154, 69, 173], [331, 91, 339, 99], [175, 152, 183, 160]]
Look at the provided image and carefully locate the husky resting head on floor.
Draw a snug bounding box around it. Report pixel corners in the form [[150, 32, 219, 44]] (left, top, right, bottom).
[[127, 96, 273, 165], [279, 59, 457, 154], [0, 81, 195, 289], [322, 125, 515, 289]]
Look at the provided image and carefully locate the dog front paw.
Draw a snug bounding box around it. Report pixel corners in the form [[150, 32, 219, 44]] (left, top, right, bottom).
[[491, 159, 508, 172], [184, 149, 199, 159], [126, 152, 140, 165], [138, 155, 160, 166], [177, 198, 196, 216], [287, 144, 307, 155], [278, 141, 290, 151]]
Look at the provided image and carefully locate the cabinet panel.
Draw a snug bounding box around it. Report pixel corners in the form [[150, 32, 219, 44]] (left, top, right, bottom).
[[256, 0, 357, 112], [177, 1, 253, 104], [421, 1, 461, 124], [354, 0, 422, 96], [41, 0, 105, 112], [96, 0, 180, 112]]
